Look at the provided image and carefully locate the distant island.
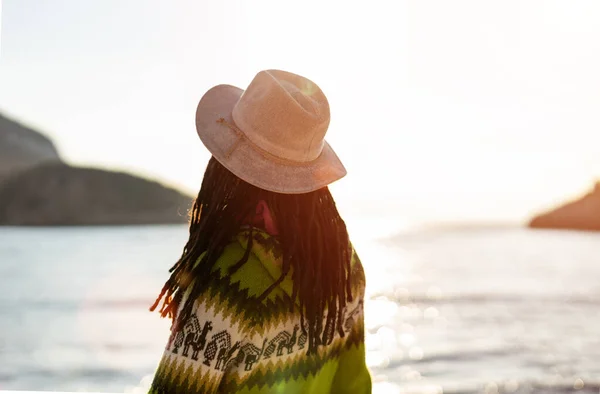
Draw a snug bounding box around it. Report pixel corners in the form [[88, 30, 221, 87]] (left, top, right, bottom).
[[529, 182, 600, 232], [0, 113, 192, 226]]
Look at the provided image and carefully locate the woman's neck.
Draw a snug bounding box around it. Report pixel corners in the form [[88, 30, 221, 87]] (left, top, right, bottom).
[[242, 200, 279, 235]]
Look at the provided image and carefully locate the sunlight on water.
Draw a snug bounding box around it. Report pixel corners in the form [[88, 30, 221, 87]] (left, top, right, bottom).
[[504, 379, 519, 393], [365, 297, 399, 328], [372, 381, 444, 394], [344, 215, 410, 245], [2, 226, 600, 392], [124, 374, 154, 393], [373, 381, 402, 393], [76, 267, 172, 371]]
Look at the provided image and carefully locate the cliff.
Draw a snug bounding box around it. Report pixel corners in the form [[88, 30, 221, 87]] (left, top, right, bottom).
[[0, 112, 192, 226], [0, 113, 61, 182], [0, 163, 191, 226], [529, 182, 600, 231]]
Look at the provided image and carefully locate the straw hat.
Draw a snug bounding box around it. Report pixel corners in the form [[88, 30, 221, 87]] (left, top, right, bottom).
[[195, 69, 346, 194]]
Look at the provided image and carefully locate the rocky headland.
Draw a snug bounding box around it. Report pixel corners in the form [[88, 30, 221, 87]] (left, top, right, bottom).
[[0, 113, 192, 226], [0, 114, 61, 183], [529, 183, 600, 231]]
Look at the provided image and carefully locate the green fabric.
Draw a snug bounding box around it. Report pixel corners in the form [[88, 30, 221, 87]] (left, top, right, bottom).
[[149, 228, 371, 394]]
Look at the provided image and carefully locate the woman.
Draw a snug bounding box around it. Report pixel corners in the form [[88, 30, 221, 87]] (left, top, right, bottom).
[[149, 70, 371, 393]]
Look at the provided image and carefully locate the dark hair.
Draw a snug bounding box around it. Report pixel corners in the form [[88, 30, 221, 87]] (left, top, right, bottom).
[[151, 157, 353, 353]]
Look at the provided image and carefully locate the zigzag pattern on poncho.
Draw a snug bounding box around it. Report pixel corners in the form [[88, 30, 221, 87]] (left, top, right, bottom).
[[150, 229, 371, 394]]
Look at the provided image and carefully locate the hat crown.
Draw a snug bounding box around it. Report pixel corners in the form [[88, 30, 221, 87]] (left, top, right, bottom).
[[232, 70, 330, 162]]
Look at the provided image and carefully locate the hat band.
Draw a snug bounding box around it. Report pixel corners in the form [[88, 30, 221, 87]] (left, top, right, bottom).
[[216, 118, 322, 167]]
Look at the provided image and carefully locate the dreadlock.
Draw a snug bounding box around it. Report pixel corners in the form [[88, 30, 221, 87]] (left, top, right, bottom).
[[150, 157, 353, 354]]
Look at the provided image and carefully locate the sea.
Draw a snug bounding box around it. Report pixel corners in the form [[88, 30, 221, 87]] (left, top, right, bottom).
[[0, 218, 599, 394]]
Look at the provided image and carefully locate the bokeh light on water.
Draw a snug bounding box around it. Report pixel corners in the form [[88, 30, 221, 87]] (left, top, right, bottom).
[[355, 225, 600, 394]]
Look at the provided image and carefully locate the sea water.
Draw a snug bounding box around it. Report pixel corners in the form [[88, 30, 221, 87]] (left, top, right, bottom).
[[0, 220, 599, 393]]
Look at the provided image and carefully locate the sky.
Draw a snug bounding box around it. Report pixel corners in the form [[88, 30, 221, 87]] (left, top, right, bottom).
[[1, 0, 599, 225]]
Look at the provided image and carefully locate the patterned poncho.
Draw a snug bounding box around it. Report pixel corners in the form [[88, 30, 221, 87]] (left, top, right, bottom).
[[150, 229, 371, 394]]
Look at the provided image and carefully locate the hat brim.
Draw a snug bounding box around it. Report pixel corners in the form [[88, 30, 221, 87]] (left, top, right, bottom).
[[195, 84, 347, 194]]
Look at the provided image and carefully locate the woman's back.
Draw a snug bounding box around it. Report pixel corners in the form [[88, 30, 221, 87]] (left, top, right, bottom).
[[150, 228, 370, 393]]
